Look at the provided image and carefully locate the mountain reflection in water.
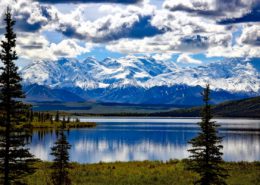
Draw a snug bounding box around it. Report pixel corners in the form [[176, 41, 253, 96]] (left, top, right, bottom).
[[29, 118, 260, 163]]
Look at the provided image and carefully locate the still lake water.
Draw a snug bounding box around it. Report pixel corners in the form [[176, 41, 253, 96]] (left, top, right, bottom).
[[29, 117, 260, 163]]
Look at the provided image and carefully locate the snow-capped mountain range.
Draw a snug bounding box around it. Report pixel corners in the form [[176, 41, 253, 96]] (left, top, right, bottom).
[[20, 56, 260, 105]]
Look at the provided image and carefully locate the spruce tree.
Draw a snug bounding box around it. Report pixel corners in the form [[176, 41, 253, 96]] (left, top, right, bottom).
[[66, 116, 70, 123], [0, 7, 36, 185], [37, 112, 41, 122], [75, 117, 80, 123], [30, 109, 34, 122], [62, 116, 66, 123], [50, 115, 54, 124], [188, 84, 228, 185], [55, 111, 60, 122], [50, 121, 71, 185]]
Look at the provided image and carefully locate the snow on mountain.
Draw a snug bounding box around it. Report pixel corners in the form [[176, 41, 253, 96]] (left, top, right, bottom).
[[20, 56, 176, 90], [20, 56, 260, 94], [147, 59, 260, 93], [21, 58, 100, 89]]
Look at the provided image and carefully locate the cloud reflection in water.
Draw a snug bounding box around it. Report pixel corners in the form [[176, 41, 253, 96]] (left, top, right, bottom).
[[29, 119, 260, 163]]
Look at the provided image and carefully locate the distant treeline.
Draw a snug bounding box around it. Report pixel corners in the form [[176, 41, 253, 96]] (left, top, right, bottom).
[[70, 109, 200, 117], [69, 96, 260, 118], [72, 112, 150, 117], [24, 110, 80, 123]]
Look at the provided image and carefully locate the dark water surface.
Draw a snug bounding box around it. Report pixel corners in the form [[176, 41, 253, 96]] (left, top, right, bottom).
[[29, 117, 260, 163]]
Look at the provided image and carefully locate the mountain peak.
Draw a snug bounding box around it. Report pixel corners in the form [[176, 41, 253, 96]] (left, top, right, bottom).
[[20, 56, 260, 94]]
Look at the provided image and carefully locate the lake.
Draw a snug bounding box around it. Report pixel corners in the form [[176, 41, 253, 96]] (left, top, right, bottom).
[[29, 117, 260, 163]]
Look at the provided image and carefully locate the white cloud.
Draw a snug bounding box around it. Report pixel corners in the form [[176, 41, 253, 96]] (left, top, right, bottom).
[[206, 45, 260, 58], [106, 30, 231, 55], [206, 24, 260, 58], [152, 53, 172, 61], [50, 39, 91, 58], [0, 0, 259, 61], [238, 24, 260, 46], [0, 0, 58, 32], [16, 33, 91, 60], [177, 54, 202, 64], [163, 0, 256, 20], [55, 2, 158, 42]]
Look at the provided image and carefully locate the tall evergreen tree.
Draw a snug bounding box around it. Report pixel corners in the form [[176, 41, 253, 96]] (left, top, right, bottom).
[[55, 111, 60, 122], [66, 116, 70, 123], [62, 116, 66, 123], [188, 84, 228, 185], [50, 121, 71, 185], [50, 115, 54, 124], [0, 8, 36, 185], [30, 109, 34, 122], [75, 117, 80, 123]]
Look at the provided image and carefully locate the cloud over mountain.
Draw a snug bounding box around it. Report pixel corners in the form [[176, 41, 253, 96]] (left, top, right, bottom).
[[0, 0, 259, 61], [177, 54, 202, 64]]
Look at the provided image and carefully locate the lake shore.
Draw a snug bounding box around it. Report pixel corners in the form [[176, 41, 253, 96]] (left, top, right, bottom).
[[28, 117, 260, 163], [27, 121, 97, 129], [23, 160, 260, 185]]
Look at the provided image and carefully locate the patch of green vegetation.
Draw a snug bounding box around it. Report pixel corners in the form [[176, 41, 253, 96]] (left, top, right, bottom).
[[22, 160, 260, 185], [12, 111, 97, 129], [28, 121, 96, 129]]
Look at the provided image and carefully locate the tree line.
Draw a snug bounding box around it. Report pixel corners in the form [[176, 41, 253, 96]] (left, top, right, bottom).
[[24, 110, 79, 124]]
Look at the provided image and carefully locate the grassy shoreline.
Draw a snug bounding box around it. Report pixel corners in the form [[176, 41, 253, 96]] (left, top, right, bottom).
[[10, 120, 97, 130], [28, 121, 97, 129], [23, 160, 260, 185]]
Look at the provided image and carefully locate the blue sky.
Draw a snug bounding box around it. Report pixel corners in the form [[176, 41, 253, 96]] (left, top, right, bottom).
[[0, 0, 259, 68]]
